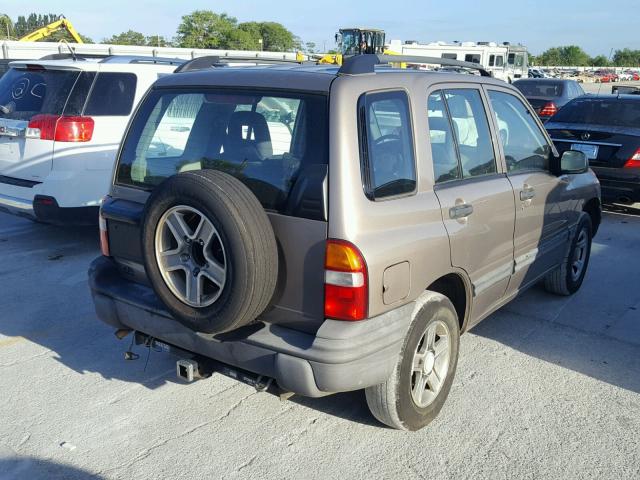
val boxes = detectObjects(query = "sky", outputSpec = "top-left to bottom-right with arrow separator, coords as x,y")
2,0 -> 637,56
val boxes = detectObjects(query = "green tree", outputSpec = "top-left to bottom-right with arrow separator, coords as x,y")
175,10 -> 239,49
0,14 -> 13,39
590,55 -> 610,67
237,21 -> 296,51
612,48 -> 640,67
305,41 -> 316,53
145,35 -> 172,47
538,45 -> 590,66
103,30 -> 146,45
11,13 -> 91,43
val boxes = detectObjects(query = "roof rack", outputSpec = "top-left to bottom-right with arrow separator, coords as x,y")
338,54 -> 491,77
174,55 -> 307,73
99,55 -> 184,66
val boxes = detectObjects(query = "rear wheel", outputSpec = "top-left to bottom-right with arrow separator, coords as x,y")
544,213 -> 592,296
365,292 -> 460,431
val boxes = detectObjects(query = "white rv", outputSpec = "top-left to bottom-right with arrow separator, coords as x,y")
387,40 -> 529,83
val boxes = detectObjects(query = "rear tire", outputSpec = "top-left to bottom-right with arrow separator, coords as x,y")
365,292 -> 460,431
544,213 -> 592,296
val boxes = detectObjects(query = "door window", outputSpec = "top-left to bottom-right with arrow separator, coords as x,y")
428,89 -> 497,182
359,90 -> 416,199
495,56 -> 504,67
487,90 -> 551,172
427,91 -> 460,183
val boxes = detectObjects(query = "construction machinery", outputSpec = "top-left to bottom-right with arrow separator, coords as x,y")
298,27 -> 387,65
18,17 -> 83,44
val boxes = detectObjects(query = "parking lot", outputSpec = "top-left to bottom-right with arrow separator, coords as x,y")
0,207 -> 638,479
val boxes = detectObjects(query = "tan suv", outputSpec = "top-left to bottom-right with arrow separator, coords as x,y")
89,55 -> 601,431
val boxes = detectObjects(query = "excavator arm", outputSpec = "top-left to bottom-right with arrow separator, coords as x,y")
18,18 -> 83,44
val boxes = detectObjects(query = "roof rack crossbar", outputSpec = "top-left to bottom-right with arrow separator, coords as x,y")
338,54 -> 491,77
174,55 -> 308,73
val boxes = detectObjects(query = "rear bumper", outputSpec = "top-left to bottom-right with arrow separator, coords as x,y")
88,257 -> 413,397
0,192 -> 34,218
0,190 -> 98,225
595,172 -> 640,204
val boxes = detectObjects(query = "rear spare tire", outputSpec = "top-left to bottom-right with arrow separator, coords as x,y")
141,170 -> 278,334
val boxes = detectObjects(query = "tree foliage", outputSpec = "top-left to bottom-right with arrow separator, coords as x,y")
537,45 -> 590,66
175,11 -> 296,51
0,12 -> 92,42
612,49 -> 640,67
102,30 -> 171,47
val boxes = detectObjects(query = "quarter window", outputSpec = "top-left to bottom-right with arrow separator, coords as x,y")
84,72 -> 137,116
487,90 -> 551,172
359,90 -> 416,199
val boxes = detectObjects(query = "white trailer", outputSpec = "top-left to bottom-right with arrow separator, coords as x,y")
387,39 -> 528,83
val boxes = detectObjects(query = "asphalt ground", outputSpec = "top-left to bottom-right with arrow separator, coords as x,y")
0,209 -> 639,480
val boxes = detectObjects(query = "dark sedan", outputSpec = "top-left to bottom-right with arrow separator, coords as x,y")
514,78 -> 585,121
546,95 -> 640,205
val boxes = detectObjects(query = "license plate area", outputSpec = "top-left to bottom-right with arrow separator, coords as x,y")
571,143 -> 599,160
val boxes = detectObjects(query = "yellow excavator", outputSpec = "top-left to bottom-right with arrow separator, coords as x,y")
18,17 -> 83,43
298,27 -> 389,65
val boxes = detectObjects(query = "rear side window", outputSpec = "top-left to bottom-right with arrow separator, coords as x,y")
0,68 -> 80,121
359,90 -> 416,200
117,88 -> 328,220
488,90 -> 551,172
84,73 -> 137,116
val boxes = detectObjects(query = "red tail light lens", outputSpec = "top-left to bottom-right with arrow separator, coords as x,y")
27,114 -> 94,142
539,102 -> 558,117
624,148 -> 640,168
324,239 -> 368,321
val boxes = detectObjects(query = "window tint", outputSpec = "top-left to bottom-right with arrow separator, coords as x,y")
84,72 -> 137,116
64,71 -> 96,116
514,80 -> 564,98
0,68 -> 80,121
360,90 -> 416,199
117,88 -> 328,219
488,90 -> 551,172
444,89 -> 496,178
465,54 -> 481,64
551,97 -> 640,128
427,91 -> 460,183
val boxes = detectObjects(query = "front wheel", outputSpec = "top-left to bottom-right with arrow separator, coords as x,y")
365,292 -> 460,431
544,213 -> 592,296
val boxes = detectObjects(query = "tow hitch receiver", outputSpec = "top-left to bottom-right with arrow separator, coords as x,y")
176,359 -> 202,382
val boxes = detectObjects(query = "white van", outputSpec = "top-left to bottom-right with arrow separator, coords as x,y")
0,56 -> 180,224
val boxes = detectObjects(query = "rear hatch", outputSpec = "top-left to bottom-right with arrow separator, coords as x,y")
0,65 -> 83,181
103,85 -> 330,333
546,97 -> 640,169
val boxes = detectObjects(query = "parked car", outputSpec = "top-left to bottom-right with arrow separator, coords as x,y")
546,94 -> 640,205
0,56 -> 181,225
513,78 -> 585,121
90,55 -> 601,431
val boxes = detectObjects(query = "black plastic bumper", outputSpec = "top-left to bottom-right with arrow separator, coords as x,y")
88,257 -> 413,397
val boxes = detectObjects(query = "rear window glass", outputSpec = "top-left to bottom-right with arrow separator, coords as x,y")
84,72 -> 137,116
514,81 -> 564,97
116,88 -> 328,219
551,98 -> 640,127
0,68 -> 79,121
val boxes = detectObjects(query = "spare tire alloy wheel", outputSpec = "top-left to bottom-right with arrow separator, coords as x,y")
155,205 -> 226,308
141,170 -> 278,334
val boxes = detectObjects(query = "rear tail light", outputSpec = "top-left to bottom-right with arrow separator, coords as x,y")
324,239 -> 368,321
99,204 -> 110,257
539,102 -> 558,117
26,114 -> 94,142
624,148 -> 640,168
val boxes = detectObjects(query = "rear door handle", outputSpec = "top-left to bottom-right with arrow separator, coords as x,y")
520,186 -> 536,201
449,203 -> 474,219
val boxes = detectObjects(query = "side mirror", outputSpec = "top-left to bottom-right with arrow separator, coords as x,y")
560,150 -> 588,174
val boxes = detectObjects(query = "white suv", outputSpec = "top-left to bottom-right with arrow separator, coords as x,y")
0,55 -> 180,224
